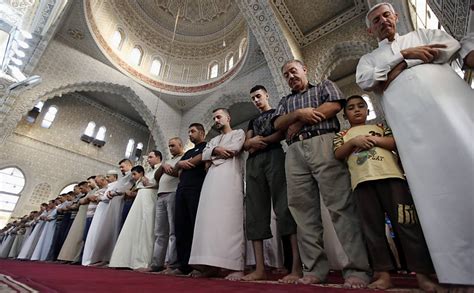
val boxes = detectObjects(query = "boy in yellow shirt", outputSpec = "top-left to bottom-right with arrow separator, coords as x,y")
333,95 -> 438,291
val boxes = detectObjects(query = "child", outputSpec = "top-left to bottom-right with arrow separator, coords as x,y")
333,95 -> 438,290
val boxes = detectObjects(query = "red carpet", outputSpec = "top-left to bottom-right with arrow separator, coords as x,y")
0,259 -> 418,292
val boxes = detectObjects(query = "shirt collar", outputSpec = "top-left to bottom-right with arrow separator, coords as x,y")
378,33 -> 400,47
290,82 -> 315,94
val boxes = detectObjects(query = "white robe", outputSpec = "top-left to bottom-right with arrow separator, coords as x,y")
357,28 -> 474,285
17,217 -> 46,259
109,169 -> 158,269
82,186 -> 110,266
31,209 -> 57,261
189,129 -> 246,271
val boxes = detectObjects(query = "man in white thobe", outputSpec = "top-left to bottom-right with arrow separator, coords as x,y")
356,2 -> 474,286
189,108 -> 246,281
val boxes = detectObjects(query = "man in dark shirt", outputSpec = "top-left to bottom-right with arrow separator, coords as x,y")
171,123 -> 207,275
242,85 -> 301,283
272,60 -> 370,288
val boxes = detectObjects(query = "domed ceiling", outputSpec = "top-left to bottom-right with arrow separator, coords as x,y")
84,0 -> 249,95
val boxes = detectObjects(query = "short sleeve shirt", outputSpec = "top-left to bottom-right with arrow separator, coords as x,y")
247,109 -> 281,157
273,80 -> 345,143
333,124 -> 405,190
177,142 -> 207,190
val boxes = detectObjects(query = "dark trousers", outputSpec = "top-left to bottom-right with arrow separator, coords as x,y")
46,220 -> 63,261
121,199 -> 134,231
83,217 -> 93,242
174,187 -> 201,274
354,178 -> 434,273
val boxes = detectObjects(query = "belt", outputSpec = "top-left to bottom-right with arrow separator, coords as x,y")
287,129 -> 335,146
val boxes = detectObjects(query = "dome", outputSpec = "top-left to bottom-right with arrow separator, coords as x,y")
85,0 -> 249,95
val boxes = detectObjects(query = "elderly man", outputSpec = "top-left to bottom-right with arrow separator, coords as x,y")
356,2 -> 473,286
272,60 -> 370,288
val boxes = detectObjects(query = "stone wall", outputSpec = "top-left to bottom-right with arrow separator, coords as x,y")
1,92 -> 151,220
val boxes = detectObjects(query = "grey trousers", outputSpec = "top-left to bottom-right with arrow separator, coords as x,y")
152,192 -> 177,268
285,133 -> 370,282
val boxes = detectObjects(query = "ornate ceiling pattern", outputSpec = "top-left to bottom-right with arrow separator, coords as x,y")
272,0 -> 368,47
85,0 -> 249,94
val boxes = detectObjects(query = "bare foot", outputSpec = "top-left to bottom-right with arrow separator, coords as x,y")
416,274 -> 444,292
297,275 -> 322,285
242,270 -> 267,281
368,271 -> 393,290
134,267 -> 152,273
344,275 -> 368,289
225,271 -> 244,281
279,273 -> 302,284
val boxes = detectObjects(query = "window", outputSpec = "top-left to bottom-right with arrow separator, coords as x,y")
362,95 -> 377,121
26,101 -> 44,123
125,139 -> 135,158
239,38 -> 247,58
41,106 -> 58,128
59,183 -> 77,194
110,29 -> 124,50
408,0 -> 441,30
95,126 -> 107,141
84,121 -> 96,137
226,54 -> 234,72
0,167 -> 25,228
209,62 -> 218,79
136,142 -> 143,150
134,142 -> 144,160
150,58 -> 162,76
130,46 -> 143,66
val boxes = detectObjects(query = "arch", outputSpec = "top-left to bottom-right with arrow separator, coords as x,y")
225,52 -> 235,72
95,126 -> 107,141
59,183 -> 77,194
197,93 -> 253,134
130,46 -> 143,66
208,61 -> 219,79
150,57 -> 163,76
40,105 -> 58,128
84,121 -> 96,136
316,41 -> 374,82
110,28 -> 125,50
239,37 -> 247,59
13,82 -> 167,155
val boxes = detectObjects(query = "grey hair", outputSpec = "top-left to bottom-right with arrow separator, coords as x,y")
365,2 -> 396,27
281,59 -> 306,72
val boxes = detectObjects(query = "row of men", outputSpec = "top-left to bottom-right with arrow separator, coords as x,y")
1,2 -> 473,290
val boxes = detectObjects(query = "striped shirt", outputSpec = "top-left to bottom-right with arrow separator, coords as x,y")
273,80 -> 345,143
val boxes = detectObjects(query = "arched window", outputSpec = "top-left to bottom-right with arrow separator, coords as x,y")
136,142 -> 143,150
34,101 -> 44,112
226,53 -> 234,72
0,167 -> 25,228
150,58 -> 162,76
41,106 -> 58,128
209,62 -> 218,79
130,46 -> 143,66
125,139 -> 135,158
95,126 -> 107,141
84,121 -> 96,137
362,95 -> 377,121
59,183 -> 77,194
239,38 -> 247,58
110,29 -> 124,50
